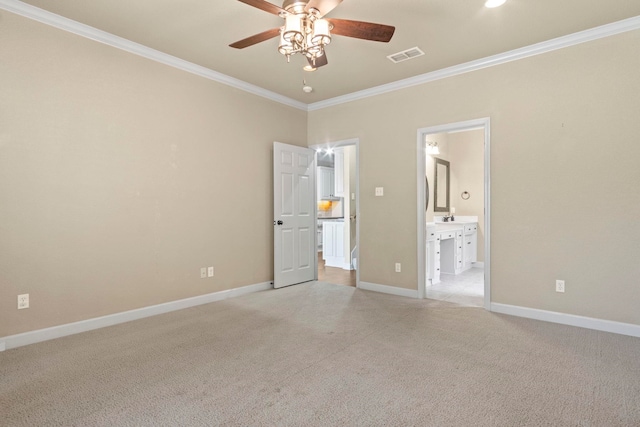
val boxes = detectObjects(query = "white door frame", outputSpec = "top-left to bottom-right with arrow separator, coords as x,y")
310,138 -> 360,287
416,118 -> 491,310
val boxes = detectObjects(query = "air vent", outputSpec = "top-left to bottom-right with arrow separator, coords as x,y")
387,47 -> 425,64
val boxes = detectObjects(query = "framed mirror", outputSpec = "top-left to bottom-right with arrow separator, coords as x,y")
433,157 -> 450,212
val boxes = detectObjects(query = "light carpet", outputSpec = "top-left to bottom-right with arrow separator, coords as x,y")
2,281 -> 639,426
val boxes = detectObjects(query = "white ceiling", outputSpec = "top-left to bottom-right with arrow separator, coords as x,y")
12,0 -> 640,103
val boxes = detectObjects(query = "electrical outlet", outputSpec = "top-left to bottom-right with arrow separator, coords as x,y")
375,187 -> 384,197
18,294 -> 29,309
395,263 -> 401,273
208,266 -> 214,277
200,268 -> 207,279
556,280 -> 565,293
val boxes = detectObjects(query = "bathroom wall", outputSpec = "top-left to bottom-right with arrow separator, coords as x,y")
449,129 -> 485,262
426,130 -> 484,262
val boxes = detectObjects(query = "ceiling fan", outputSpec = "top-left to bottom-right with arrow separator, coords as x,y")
229,0 -> 395,69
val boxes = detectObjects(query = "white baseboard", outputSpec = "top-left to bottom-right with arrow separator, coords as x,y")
472,262 -> 485,268
359,281 -> 419,299
0,281 -> 273,351
491,303 -> 640,338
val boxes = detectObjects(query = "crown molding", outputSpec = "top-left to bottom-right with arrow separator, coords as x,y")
308,15 -> 640,111
2,0 -> 639,113
0,0 -> 308,111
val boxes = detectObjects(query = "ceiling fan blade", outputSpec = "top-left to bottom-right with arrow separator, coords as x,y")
307,52 -> 328,68
229,27 -> 281,49
328,18 -> 395,42
237,0 -> 286,16
305,0 -> 342,17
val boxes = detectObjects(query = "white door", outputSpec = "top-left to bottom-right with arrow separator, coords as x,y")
274,142 -> 316,288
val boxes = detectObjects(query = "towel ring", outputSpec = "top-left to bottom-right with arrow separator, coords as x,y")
461,191 -> 470,200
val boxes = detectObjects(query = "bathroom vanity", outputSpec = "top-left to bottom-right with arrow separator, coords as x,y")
426,217 -> 478,284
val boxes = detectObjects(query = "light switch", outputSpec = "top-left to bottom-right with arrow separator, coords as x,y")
375,187 -> 384,197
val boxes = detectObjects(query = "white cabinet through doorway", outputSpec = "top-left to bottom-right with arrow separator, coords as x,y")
322,221 -> 346,269
317,166 -> 336,200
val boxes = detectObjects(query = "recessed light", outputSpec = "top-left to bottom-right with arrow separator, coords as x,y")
485,0 -> 506,8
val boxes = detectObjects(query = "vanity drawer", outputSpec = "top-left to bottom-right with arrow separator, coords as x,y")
464,224 -> 478,234
439,231 -> 456,240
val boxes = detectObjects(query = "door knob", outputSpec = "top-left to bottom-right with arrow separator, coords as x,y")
275,220 -> 284,225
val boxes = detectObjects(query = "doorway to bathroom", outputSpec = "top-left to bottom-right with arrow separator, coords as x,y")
417,119 -> 490,309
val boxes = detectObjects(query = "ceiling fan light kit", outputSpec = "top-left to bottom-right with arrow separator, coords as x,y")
279,13 -> 331,65
231,0 -> 395,70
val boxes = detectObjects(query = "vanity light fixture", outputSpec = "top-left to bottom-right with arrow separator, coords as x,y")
426,141 -> 440,155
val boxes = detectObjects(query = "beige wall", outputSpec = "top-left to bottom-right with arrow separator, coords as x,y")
309,31 -> 640,325
448,129 -> 485,262
0,12 -> 307,337
3,10 -> 640,339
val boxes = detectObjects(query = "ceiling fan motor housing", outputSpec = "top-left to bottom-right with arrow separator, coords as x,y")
282,0 -> 309,14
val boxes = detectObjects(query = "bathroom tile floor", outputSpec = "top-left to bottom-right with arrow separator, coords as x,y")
426,267 -> 484,307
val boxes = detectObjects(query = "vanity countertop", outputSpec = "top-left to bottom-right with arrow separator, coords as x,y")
432,216 -> 478,227
428,217 -> 478,232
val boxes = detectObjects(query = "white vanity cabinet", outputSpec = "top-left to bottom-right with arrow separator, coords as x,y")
426,226 -> 441,284
463,223 -> 478,268
426,221 -> 478,284
317,166 -> 336,200
440,230 -> 464,275
322,220 -> 345,268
